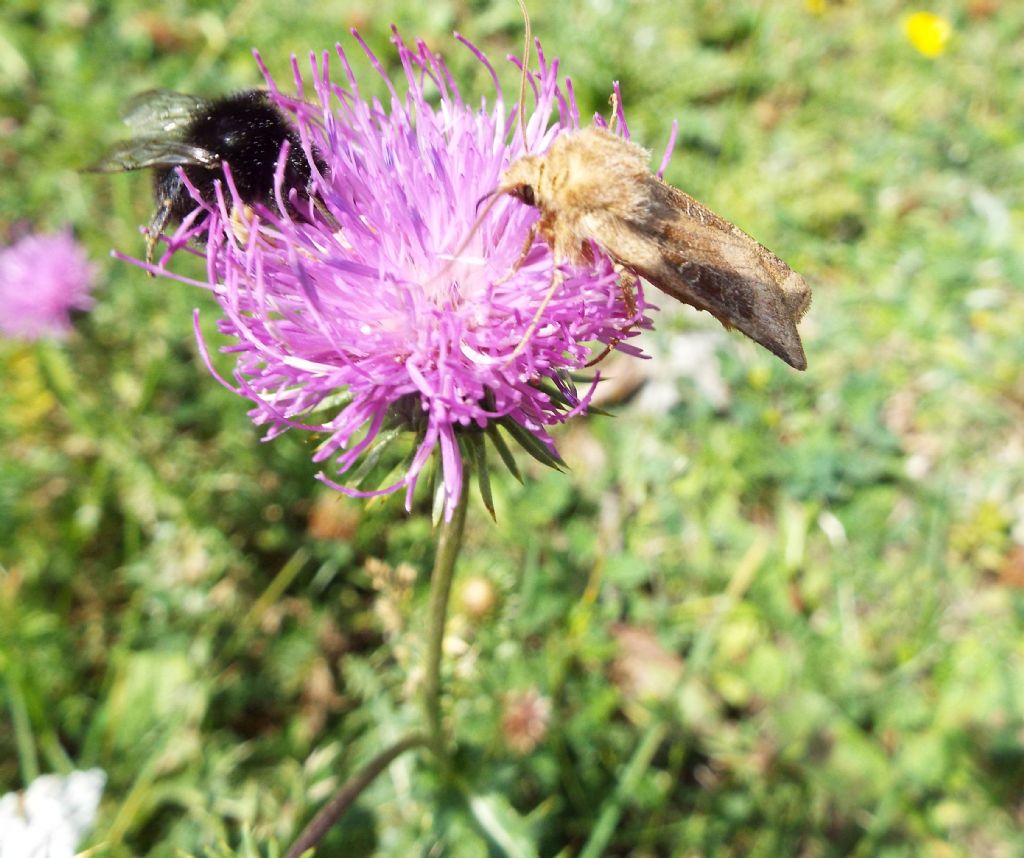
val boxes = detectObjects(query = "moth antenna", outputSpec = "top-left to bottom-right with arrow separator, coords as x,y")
430,191 -> 504,284
515,0 -> 531,149
432,4 -> 532,314
434,2 -> 530,284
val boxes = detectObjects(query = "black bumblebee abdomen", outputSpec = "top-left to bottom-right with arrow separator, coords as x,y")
154,90 -> 318,224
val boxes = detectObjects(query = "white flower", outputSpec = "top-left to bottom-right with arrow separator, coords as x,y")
0,769 -> 105,858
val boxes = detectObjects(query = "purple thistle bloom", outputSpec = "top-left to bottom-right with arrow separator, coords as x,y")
0,229 -> 96,341
141,31 -> 653,518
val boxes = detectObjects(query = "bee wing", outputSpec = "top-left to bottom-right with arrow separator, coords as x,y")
84,138 -> 220,173
121,89 -> 209,136
583,176 -> 811,370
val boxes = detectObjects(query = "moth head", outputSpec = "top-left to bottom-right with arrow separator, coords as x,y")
498,156 -> 542,209
509,183 -> 536,206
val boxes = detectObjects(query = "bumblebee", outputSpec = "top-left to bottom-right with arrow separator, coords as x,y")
89,89 -> 323,264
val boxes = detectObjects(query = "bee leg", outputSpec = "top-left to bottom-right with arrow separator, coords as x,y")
229,204 -> 257,247
145,197 -> 175,274
507,264 -> 564,361
311,196 -> 340,231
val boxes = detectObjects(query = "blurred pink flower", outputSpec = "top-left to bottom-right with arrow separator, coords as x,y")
0,229 -> 96,340
137,31 -> 650,517
501,687 -> 551,754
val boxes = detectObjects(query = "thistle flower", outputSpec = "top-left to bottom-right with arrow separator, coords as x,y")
0,229 -> 96,340
142,31 -> 651,517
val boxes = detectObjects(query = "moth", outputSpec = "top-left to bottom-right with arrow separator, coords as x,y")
498,125 -> 811,370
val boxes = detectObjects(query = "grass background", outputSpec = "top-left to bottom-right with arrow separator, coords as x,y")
2,0 -> 1024,855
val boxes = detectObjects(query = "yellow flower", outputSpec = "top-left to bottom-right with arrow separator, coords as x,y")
904,11 -> 953,57
805,0 -> 827,14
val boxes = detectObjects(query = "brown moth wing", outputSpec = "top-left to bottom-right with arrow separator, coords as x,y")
579,174 -> 811,370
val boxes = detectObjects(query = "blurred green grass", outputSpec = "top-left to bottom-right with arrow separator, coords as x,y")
2,0 -> 1024,855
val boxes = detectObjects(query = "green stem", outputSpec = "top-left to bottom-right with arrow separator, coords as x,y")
284,732 -> 428,858
422,475 -> 470,771
578,722 -> 668,858
5,674 -> 39,783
